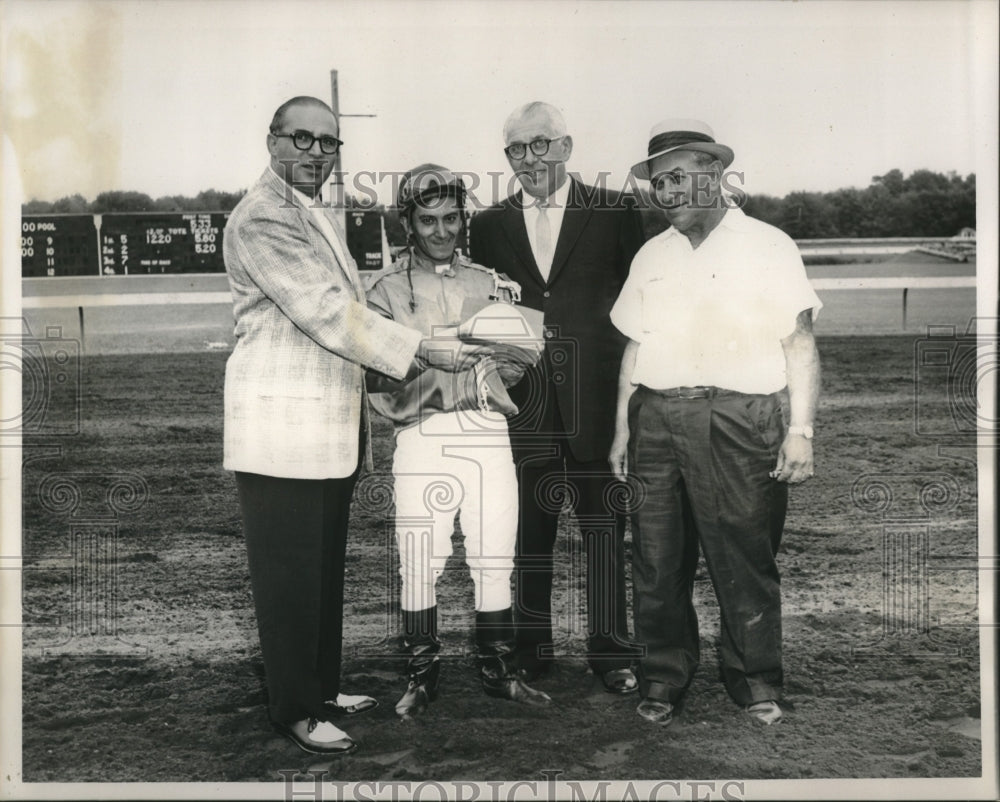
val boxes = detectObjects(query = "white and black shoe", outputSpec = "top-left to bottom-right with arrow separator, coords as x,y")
637,698 -> 674,725
273,718 -> 357,755
324,693 -> 379,717
745,700 -> 783,725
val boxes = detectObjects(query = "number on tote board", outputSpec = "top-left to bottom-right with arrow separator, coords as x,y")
146,230 -> 172,245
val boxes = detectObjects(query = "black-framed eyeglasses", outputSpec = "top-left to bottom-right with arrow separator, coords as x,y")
504,136 -> 563,160
273,130 -> 343,155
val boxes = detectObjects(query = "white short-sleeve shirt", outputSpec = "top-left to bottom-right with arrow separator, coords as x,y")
610,206 -> 821,395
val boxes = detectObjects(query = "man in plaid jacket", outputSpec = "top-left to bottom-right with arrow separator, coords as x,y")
223,96 -> 485,755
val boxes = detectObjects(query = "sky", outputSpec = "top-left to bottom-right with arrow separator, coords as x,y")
1,0 -> 997,207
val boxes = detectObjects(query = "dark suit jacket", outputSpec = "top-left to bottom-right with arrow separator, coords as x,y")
469,179 -> 646,463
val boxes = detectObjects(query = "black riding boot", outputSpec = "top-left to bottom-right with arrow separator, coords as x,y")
395,606 -> 441,718
476,608 -> 551,707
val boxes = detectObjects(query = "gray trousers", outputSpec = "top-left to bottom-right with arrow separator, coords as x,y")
628,386 -> 788,706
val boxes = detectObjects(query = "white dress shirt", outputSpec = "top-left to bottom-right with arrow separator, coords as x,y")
521,178 -> 571,281
271,169 -> 352,271
610,206 -> 822,395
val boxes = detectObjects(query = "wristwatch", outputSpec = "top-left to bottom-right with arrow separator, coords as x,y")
788,425 -> 814,439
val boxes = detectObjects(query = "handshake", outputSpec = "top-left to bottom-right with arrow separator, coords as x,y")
413,329 -> 491,373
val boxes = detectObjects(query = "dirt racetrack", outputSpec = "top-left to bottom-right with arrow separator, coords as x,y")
17,334 -> 987,792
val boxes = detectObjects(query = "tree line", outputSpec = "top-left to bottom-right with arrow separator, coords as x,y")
739,168 -> 976,239
21,189 -> 248,215
22,168 -> 975,240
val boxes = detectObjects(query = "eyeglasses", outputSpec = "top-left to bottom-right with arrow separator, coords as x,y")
272,130 -> 343,155
504,137 -> 563,160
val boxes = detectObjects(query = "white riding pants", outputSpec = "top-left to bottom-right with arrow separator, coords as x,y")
392,411 -> 517,613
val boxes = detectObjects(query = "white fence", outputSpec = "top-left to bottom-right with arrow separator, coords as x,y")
21,275 -> 976,347
798,237 -> 975,262
21,240 -> 977,344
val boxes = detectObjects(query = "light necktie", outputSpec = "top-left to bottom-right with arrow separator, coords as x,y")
535,200 -> 553,281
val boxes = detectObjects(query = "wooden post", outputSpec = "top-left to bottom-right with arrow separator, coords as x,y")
329,69 -> 377,229
902,287 -> 909,331
329,70 -> 344,228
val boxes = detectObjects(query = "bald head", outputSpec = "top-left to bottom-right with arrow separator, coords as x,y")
266,96 -> 339,197
269,96 -> 336,134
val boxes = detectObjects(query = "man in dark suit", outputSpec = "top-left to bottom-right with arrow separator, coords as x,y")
469,101 -> 646,693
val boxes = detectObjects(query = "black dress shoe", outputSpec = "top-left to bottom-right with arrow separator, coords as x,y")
600,667 -> 639,695
323,693 -> 379,717
273,718 -> 357,755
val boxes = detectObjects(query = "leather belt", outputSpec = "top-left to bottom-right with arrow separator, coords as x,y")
645,385 -> 737,399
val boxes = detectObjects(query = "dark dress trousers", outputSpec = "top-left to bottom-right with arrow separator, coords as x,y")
223,168 -> 421,725
469,179 -> 646,673
235,468 -> 359,722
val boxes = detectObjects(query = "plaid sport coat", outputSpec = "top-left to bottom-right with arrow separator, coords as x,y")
223,168 -> 422,479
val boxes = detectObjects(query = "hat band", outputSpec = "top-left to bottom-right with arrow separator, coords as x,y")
647,130 -> 715,157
